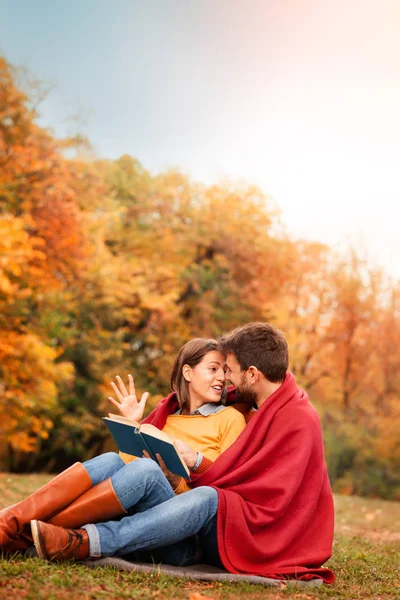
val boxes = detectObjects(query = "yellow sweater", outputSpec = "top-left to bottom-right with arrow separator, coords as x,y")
120,406 -> 246,492
161,407 -> 246,461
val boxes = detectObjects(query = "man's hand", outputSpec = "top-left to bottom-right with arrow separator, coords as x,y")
108,374 -> 149,422
175,440 -> 198,469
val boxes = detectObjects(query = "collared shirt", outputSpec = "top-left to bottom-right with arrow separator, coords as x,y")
173,403 -> 227,416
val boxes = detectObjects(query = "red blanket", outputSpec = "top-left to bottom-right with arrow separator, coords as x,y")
143,373 -> 335,583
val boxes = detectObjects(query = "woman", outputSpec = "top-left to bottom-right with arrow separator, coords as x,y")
0,338 -> 245,555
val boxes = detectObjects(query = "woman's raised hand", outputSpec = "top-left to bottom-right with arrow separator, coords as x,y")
108,374 -> 149,422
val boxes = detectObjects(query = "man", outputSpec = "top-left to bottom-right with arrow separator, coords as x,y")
31,322 -> 335,582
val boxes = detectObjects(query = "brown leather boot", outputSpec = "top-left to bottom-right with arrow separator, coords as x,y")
0,505 -> 32,554
48,478 -> 126,528
31,520 -> 90,561
0,463 -> 92,547
2,532 -> 33,554
2,478 -> 126,554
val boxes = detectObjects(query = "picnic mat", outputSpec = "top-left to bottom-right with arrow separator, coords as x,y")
83,557 -> 324,588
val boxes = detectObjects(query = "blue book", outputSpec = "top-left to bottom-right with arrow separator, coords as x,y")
103,414 -> 190,479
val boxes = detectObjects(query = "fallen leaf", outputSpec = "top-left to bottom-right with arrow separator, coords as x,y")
189,593 -> 214,600
365,513 -> 376,521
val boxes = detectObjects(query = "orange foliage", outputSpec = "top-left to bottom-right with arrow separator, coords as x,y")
0,56 -> 399,497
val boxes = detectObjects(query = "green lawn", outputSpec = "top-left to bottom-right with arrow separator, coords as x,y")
0,473 -> 399,599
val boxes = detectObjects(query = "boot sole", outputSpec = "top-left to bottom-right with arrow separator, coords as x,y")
30,519 -> 46,560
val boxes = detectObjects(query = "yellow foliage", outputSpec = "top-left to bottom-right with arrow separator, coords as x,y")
0,56 -> 399,493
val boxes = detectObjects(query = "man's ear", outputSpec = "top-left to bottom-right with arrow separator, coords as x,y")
183,364 -> 192,382
248,366 -> 260,383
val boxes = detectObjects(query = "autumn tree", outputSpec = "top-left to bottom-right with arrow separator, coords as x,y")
1,56 -> 398,496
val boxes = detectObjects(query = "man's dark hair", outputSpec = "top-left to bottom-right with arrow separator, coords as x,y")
219,322 -> 289,383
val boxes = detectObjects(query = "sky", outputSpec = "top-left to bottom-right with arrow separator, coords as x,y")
1,0 -> 400,279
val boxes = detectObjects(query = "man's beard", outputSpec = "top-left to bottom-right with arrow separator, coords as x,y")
235,375 -> 258,408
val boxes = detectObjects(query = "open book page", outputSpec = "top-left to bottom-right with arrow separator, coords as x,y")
103,415 -> 190,478
107,415 -> 180,447
140,423 -> 175,443
107,413 -> 140,427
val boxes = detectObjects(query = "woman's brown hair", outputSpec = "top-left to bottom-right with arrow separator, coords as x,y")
170,338 -> 224,412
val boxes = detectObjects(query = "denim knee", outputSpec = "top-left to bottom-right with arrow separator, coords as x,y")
95,452 -> 125,473
189,486 -> 218,509
111,457 -> 172,511
120,457 -> 164,485
83,452 -> 125,485
103,452 -> 125,466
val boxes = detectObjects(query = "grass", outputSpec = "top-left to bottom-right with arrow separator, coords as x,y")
0,473 -> 399,599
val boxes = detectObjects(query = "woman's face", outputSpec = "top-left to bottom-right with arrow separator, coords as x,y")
185,350 -> 226,407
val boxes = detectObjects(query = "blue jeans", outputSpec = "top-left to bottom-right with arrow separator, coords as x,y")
82,453 -> 220,566
84,452 -> 175,512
